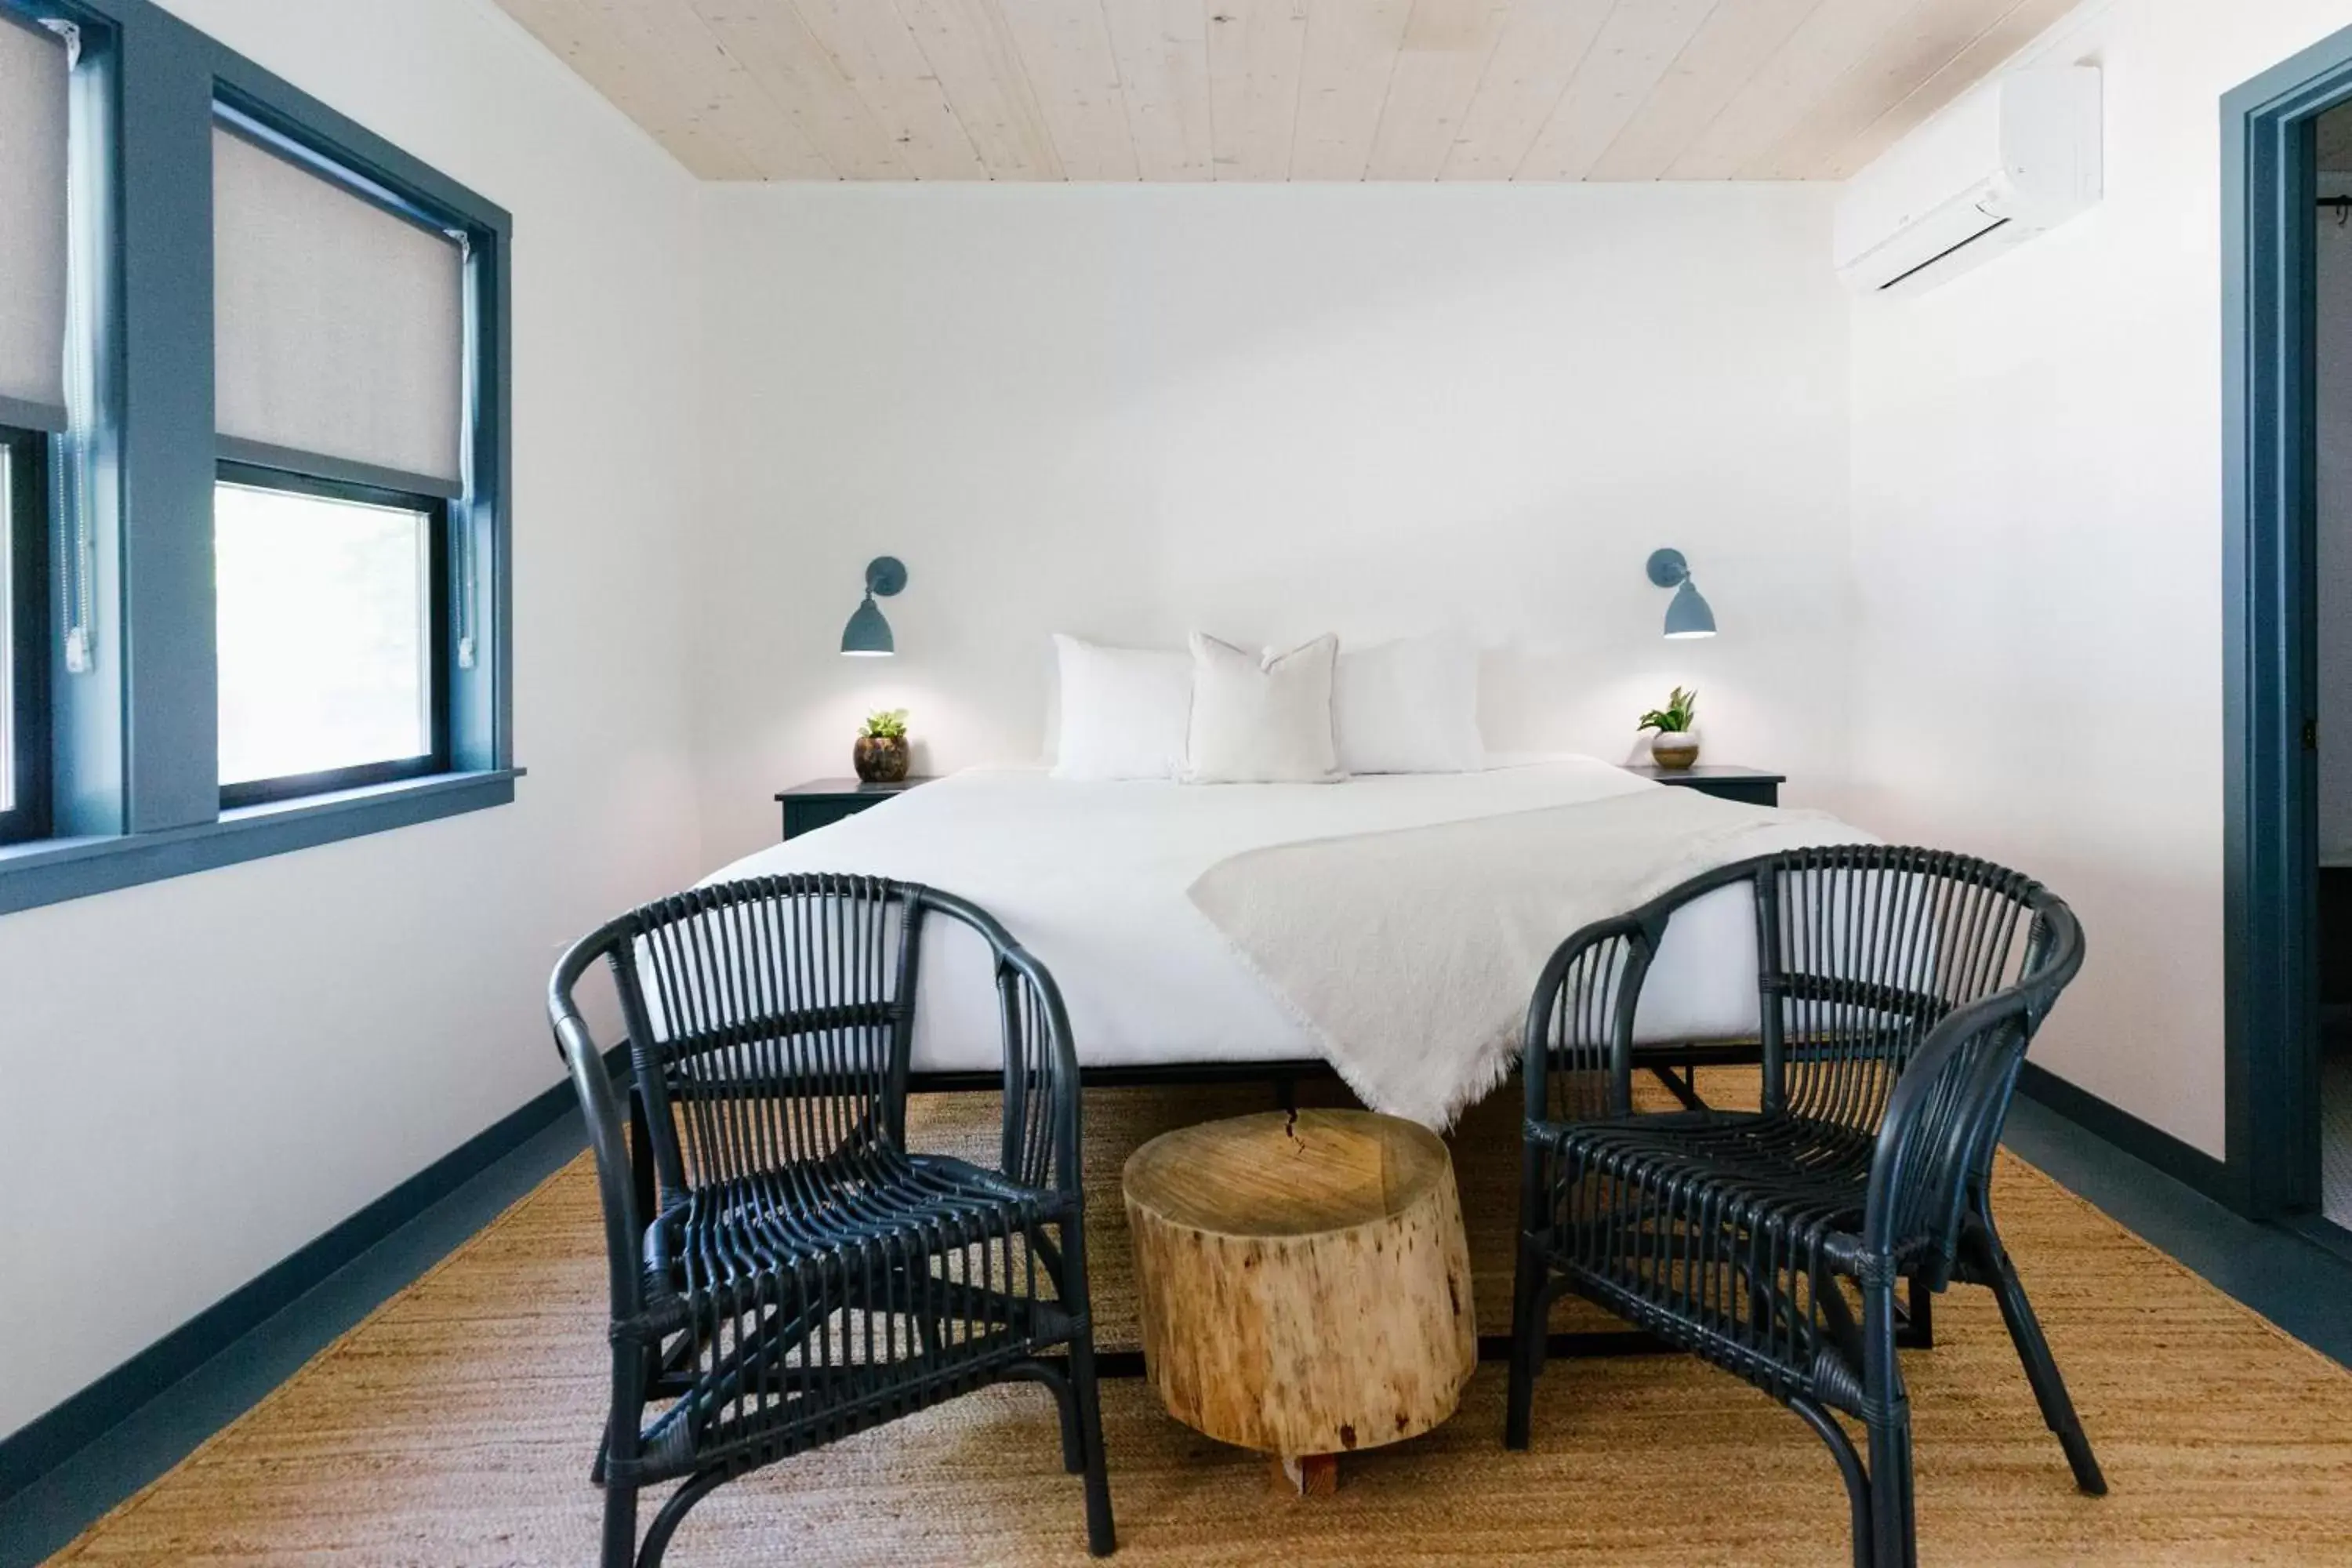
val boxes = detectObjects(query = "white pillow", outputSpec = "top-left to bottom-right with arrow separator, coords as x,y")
1050,635 -> 1193,781
1183,632 -> 1345,785
1333,631 -> 1485,774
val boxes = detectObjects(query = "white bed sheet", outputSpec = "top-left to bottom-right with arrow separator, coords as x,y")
703,757 -> 1793,1076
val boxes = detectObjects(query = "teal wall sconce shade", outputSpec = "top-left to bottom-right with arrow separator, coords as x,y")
1664,579 -> 1716,638
1646,548 -> 1717,640
840,597 -> 892,655
841,556 -> 907,656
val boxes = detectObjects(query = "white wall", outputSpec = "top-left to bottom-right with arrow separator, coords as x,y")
0,0 -> 707,1440
1849,0 -> 2352,1158
691,182 -> 1854,866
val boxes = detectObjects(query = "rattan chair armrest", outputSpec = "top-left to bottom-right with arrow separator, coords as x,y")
1860,996 -> 2049,1269
1860,892 -> 2082,1269
549,930 -> 648,1323
996,940 -> 1086,1196
910,884 -> 1087,1196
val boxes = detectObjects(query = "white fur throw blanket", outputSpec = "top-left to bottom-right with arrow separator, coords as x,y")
1185,787 -> 1871,1129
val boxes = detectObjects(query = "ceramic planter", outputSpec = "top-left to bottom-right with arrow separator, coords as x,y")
854,734 -> 909,783
1649,730 -> 1700,771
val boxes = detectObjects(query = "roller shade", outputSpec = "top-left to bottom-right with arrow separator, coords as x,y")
213,127 -> 465,487
0,13 -> 68,426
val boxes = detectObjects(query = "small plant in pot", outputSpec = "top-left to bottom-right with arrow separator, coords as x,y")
1638,687 -> 1700,771
854,709 -> 910,783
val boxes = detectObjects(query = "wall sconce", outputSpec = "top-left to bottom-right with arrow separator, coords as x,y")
840,556 -> 907,657
1646,548 -> 1716,640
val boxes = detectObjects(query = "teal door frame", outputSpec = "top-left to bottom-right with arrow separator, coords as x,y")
2222,24 -> 2352,1218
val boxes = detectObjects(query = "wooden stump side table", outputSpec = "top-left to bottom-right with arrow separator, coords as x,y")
1120,1109 -> 1476,1495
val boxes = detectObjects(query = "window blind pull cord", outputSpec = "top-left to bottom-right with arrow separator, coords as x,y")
452,227 -> 476,670
453,522 -> 474,672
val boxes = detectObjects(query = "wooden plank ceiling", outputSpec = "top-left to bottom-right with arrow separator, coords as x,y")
492,0 -> 2078,183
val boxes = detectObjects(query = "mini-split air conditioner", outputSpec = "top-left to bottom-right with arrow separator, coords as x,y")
1834,65 -> 2102,296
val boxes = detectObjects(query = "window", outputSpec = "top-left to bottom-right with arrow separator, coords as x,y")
215,470 -> 447,808
0,0 -> 513,918
209,122 -> 469,811
1,426 -> 49,844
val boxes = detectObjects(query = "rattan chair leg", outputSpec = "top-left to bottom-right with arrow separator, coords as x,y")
1863,1282 -> 1918,1568
1062,1219 -> 1116,1557
1069,1332 -> 1115,1556
1864,1411 -> 1917,1568
1985,1243 -> 2107,1494
1900,1276 -> 1934,1349
1056,1390 -> 1087,1476
601,1480 -> 637,1568
1504,1236 -> 1546,1450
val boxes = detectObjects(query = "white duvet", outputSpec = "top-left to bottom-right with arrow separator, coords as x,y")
702,758 -> 1863,1102
1188,786 -> 1870,1125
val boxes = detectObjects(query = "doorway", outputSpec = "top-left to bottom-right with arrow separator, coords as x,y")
2221,26 -> 2352,1224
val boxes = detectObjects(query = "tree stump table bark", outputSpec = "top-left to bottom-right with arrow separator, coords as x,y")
1121,1109 -> 1476,1495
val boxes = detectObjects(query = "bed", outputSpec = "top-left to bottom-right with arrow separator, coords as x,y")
701,756 -> 1867,1121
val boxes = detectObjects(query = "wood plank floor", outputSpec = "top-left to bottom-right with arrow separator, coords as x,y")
49,1076 -> 2352,1565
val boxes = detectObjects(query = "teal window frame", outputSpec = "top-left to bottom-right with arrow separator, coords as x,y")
0,0 -> 515,917
0,423 -> 51,844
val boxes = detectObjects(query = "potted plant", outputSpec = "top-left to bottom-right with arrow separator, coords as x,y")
1638,687 -> 1700,771
854,708 -> 910,783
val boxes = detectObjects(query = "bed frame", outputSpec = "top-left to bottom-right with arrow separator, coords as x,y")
902,1040 -> 1762,1111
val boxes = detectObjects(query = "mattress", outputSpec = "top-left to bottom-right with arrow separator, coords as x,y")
703,757 -> 1801,1077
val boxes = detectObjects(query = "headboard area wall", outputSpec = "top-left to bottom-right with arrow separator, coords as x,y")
690,181 -> 1853,866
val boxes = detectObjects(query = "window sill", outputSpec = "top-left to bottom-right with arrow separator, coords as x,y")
0,768 -> 523,917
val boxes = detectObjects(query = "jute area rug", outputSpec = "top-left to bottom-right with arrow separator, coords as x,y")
50,1071 -> 2352,1565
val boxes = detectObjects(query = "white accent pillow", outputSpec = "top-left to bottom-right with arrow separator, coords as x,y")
1333,631 -> 1486,774
1183,632 -> 1345,785
1050,635 -> 1193,781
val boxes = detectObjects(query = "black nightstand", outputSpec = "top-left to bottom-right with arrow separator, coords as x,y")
1622,764 -> 1784,808
775,777 -> 935,840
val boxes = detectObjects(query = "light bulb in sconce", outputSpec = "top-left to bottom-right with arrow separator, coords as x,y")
841,557 -> 907,656
1646,549 -> 1717,640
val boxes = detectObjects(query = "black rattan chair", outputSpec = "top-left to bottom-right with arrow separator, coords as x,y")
548,875 -> 1115,1567
1504,846 -> 2103,1568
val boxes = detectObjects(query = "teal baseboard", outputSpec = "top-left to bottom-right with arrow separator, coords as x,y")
2015,1060 -> 2236,1210
0,1046 -> 621,1504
